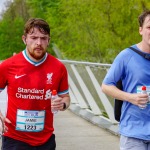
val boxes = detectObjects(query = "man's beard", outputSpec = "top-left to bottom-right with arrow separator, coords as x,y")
28,49 -> 46,60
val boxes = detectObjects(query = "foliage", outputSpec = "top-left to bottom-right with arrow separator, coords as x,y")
0,0 -> 150,63
0,0 -> 30,60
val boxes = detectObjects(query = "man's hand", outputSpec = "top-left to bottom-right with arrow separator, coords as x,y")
0,114 -> 11,134
51,96 -> 64,111
51,94 -> 70,111
128,93 -> 148,108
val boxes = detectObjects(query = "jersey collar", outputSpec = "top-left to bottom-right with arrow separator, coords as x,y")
22,49 -> 48,66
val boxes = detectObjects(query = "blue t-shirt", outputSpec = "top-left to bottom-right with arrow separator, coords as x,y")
103,45 -> 150,140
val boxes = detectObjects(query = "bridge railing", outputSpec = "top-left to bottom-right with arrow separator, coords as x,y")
61,59 -> 119,135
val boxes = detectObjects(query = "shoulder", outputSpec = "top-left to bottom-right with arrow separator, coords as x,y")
0,52 -> 23,69
47,54 -> 66,67
114,46 -> 135,64
117,48 -> 134,58
1,52 -> 22,64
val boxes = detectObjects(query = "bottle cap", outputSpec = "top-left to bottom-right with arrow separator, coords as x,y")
142,86 -> 146,91
52,90 -> 57,95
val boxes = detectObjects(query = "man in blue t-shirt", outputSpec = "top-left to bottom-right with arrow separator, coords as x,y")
102,10 -> 150,150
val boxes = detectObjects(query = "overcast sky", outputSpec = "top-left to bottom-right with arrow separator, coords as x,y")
0,0 -> 13,15
0,0 -> 6,13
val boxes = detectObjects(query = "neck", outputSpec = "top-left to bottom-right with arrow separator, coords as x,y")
137,42 -> 150,53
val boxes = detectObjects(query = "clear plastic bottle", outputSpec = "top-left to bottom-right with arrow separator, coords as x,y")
148,94 -> 150,105
139,86 -> 147,109
51,90 -> 58,114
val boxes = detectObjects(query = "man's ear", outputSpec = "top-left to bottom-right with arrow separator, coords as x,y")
47,37 -> 50,47
139,27 -> 143,36
22,35 -> 26,45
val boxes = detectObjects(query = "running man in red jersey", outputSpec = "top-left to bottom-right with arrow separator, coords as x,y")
0,18 -> 70,150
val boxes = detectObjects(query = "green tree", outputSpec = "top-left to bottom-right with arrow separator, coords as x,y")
0,0 -> 150,63
0,0 -> 30,60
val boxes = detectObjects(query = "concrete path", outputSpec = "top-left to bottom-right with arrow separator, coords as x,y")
54,110 -> 119,150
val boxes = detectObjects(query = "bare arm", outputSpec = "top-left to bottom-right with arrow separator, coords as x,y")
0,111 -> 11,133
101,83 -> 148,107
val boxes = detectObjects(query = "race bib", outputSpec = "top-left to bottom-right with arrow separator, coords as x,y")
16,109 -> 45,132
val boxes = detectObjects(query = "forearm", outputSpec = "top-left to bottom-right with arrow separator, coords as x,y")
101,83 -> 131,102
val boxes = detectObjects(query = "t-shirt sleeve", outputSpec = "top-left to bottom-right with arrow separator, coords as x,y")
58,64 -> 69,95
103,51 -> 126,86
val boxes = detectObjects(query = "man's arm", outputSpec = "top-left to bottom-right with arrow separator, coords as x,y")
0,110 -> 11,133
101,84 -> 131,101
101,83 -> 148,107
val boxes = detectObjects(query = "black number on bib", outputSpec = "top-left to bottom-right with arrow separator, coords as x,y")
25,125 -> 36,130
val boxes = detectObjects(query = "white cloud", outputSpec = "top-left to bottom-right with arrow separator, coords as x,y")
0,0 -> 6,13
0,0 -> 13,18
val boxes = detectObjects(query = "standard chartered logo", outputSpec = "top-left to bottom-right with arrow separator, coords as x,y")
44,89 -> 51,100
15,87 -> 52,100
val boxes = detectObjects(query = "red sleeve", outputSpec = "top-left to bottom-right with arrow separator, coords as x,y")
58,64 -> 69,95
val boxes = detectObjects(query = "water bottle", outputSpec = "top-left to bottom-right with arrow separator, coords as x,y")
51,90 -> 58,114
148,94 -> 150,105
139,86 -> 147,109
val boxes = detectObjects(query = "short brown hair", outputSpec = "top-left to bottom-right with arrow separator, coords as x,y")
138,10 -> 150,27
24,18 -> 50,36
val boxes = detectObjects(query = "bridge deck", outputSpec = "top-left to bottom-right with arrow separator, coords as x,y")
54,110 -> 119,150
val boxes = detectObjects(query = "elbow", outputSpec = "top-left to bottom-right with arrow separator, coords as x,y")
101,83 -> 106,93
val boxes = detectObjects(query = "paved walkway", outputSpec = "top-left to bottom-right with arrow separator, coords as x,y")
54,110 -> 119,150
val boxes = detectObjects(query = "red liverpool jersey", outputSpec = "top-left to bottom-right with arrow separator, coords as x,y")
0,50 -> 69,146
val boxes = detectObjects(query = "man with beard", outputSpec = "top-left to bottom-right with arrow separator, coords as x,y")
0,18 -> 70,150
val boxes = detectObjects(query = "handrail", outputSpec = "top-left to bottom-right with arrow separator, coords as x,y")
52,43 -> 119,135
60,59 -> 111,67
61,59 -> 119,135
